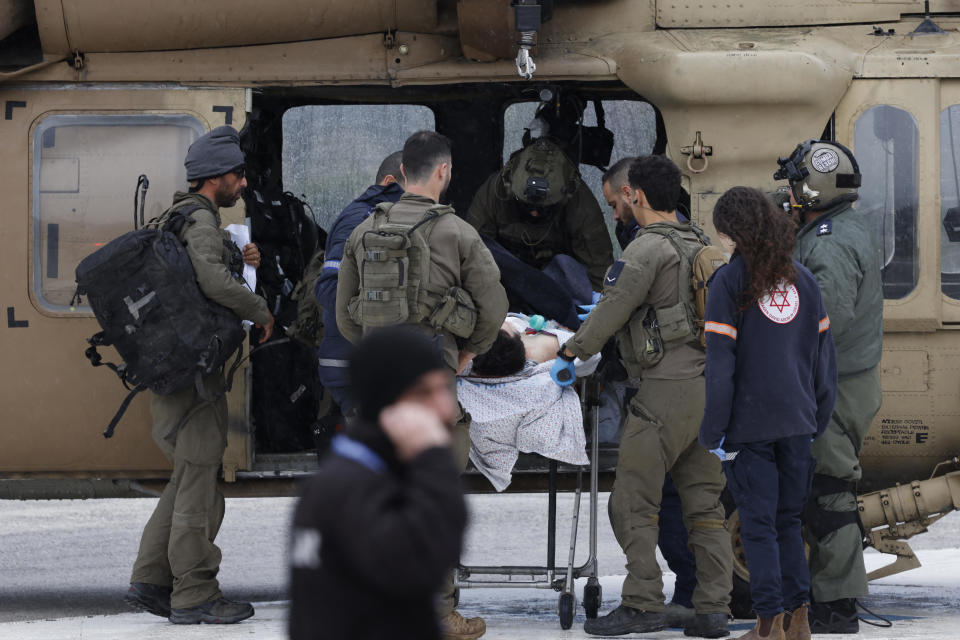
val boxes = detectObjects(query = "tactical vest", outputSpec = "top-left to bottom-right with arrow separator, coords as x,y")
347,202 -> 478,338
624,224 -> 727,369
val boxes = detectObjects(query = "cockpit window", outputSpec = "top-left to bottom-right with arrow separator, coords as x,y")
503,100 -> 658,256
32,114 -> 205,313
940,105 -> 960,300
854,105 -> 919,300
282,105 -> 436,232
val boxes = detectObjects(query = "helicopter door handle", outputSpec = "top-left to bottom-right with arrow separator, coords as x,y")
681,131 -> 713,174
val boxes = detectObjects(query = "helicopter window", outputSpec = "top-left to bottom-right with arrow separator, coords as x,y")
854,105 -> 919,300
31,114 -> 205,313
940,105 -> 960,300
282,104 -> 435,232
502,100 -> 658,257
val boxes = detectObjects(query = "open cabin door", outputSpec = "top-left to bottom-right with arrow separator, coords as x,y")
0,84 -> 252,481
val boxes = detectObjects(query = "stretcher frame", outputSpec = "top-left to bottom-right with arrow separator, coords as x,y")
454,376 -> 603,629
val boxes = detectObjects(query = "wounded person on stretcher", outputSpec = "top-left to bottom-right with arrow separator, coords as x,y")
469,314 -> 591,378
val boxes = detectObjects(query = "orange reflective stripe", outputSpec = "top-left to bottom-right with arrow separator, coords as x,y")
704,321 -> 737,340
819,316 -> 831,333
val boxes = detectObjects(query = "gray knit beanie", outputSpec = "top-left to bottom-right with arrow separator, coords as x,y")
184,126 -> 245,180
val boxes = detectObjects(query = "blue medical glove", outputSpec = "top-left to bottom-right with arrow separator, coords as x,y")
709,436 -> 727,462
550,356 -> 577,387
591,291 -> 602,304
577,303 -> 597,322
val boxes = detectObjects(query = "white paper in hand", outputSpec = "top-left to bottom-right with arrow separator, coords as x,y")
225,223 -> 257,328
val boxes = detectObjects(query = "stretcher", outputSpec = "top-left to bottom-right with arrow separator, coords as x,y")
454,376 -> 603,630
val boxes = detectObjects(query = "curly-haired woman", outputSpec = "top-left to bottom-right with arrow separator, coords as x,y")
699,187 -> 838,640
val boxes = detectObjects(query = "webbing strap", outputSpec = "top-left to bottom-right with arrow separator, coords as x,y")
103,384 -> 147,438
364,249 -> 406,261
85,332 -> 132,390
661,229 -> 699,314
802,472 -> 863,540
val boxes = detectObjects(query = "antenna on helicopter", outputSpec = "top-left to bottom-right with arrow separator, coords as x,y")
911,0 -> 945,35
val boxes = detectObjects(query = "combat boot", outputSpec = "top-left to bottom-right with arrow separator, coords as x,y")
684,612 -> 730,638
735,612 -> 785,640
169,597 -> 254,624
583,604 -> 666,636
124,582 -> 172,618
783,604 -> 811,640
666,601 -> 696,628
441,610 -> 486,640
809,598 -> 858,634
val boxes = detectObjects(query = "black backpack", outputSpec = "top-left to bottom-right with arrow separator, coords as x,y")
75,205 -> 246,438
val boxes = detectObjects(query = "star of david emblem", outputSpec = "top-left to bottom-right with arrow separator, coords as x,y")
769,287 -> 792,313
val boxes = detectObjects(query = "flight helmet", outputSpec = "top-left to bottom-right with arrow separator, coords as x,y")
774,139 -> 861,212
502,137 -> 578,210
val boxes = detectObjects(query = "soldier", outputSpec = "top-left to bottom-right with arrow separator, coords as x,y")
602,157 -> 698,628
336,130 -> 508,640
775,140 -> 883,634
465,137 -> 613,326
315,150 -> 404,415
125,126 -> 274,624
602,156 -> 643,248
552,155 -> 733,638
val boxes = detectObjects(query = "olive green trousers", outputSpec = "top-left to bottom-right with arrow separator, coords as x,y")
437,401 -> 472,617
130,373 -> 228,610
610,376 -> 732,614
805,367 -> 881,602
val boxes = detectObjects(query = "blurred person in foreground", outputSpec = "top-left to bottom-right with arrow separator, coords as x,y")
288,326 -> 469,640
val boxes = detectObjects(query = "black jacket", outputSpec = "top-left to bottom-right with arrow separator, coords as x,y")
289,420 -> 467,640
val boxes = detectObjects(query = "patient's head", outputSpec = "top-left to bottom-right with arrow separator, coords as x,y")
470,329 -> 527,377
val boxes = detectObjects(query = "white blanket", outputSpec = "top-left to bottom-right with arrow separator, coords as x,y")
460,361 -> 590,492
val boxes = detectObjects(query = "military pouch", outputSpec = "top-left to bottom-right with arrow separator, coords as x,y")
628,306 -> 664,369
428,286 -> 478,339
655,301 -> 697,345
352,230 -> 410,327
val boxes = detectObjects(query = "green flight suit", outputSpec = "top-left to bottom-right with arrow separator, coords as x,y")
130,193 -> 270,609
465,171 -> 614,290
564,221 -> 733,615
335,191 -> 508,615
795,202 -> 883,602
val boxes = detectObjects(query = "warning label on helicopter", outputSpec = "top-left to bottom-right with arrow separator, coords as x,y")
878,418 -> 930,445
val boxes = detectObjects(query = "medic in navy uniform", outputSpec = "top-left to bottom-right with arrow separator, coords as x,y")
699,187 -> 837,640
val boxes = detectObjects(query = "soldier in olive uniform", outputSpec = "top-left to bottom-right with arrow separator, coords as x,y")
125,126 -> 274,625
776,140 -> 883,634
465,137 -> 613,297
337,130 -> 508,640
552,155 -> 732,638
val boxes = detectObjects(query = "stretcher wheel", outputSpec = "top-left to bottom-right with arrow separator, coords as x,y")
558,592 -> 576,630
583,581 -> 602,619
